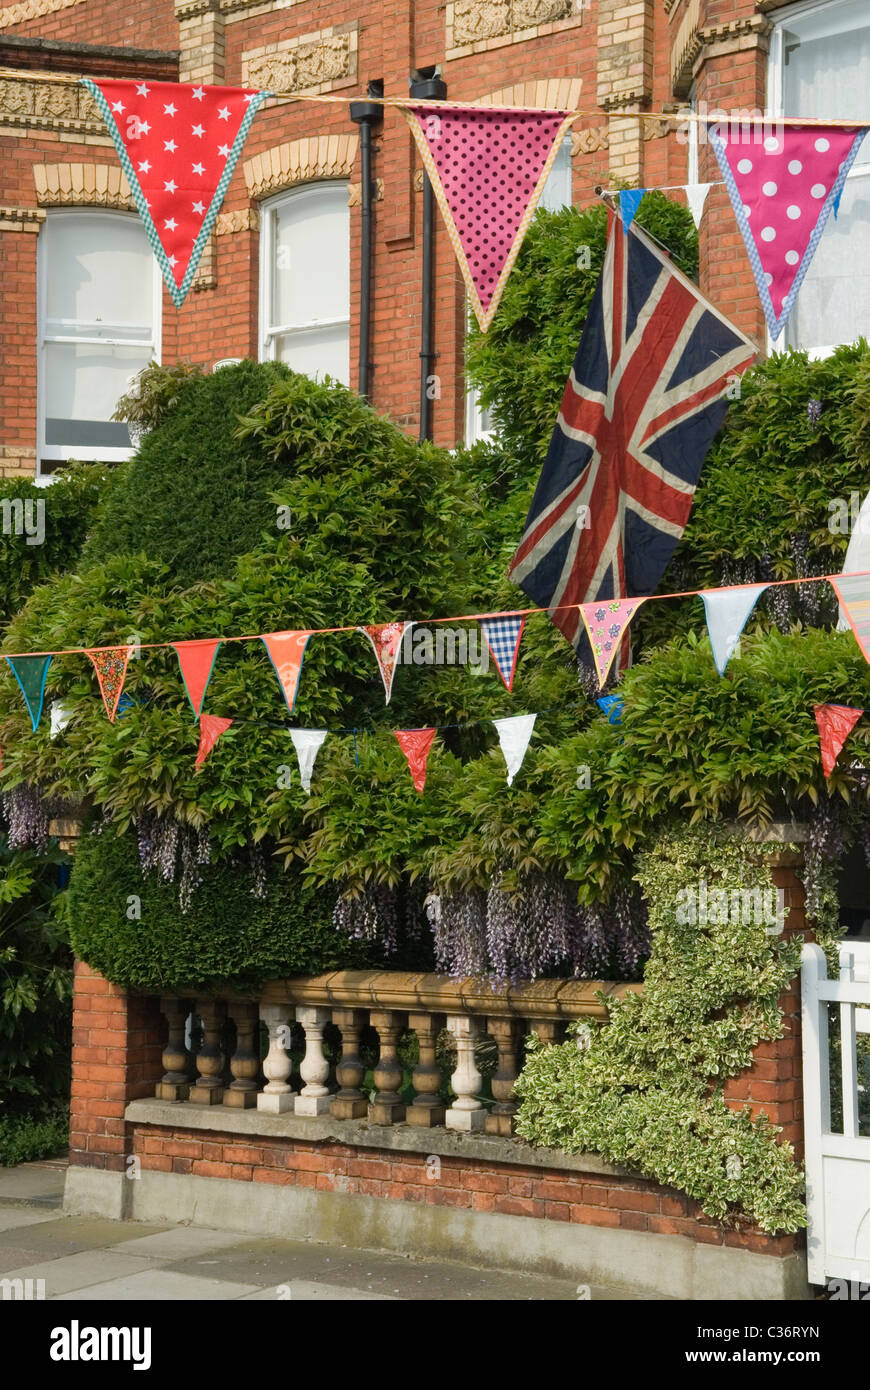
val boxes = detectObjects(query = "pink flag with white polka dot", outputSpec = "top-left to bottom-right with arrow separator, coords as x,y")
404,104 -> 576,331
709,123 -> 866,341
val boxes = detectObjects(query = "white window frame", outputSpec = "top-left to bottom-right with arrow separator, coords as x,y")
36,208 -> 161,480
767,0 -> 870,358
258,182 -> 350,376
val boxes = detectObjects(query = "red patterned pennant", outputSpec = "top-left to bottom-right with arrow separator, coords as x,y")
404,104 -> 575,331
357,622 -> 413,704
578,598 -> 646,688
261,631 -> 313,715
195,714 -> 233,769
395,728 -> 436,794
86,647 -> 132,722
83,78 -> 266,307
709,123 -> 866,341
173,639 -> 222,718
814,703 -> 862,779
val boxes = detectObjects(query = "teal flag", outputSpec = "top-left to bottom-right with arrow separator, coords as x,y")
6,655 -> 52,730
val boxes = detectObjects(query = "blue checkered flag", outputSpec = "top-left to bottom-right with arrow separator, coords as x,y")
479,614 -> 526,691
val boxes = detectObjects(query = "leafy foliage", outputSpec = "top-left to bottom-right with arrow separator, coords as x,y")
0,465 -> 106,630
0,1107 -> 68,1166
0,837 -> 71,1117
515,825 -> 807,1233
67,823 -> 375,994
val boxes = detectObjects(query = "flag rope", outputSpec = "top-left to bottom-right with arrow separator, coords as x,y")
1,570 -> 866,661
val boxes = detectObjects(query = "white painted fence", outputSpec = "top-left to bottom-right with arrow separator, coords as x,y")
801,941 -> 870,1286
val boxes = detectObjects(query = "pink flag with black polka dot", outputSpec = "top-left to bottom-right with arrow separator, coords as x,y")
709,123 -> 866,341
404,104 -> 576,331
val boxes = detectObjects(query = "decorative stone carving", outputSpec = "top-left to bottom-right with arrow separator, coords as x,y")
34,164 -> 133,210
480,78 -> 583,112
0,206 -> 45,231
451,0 -> 581,51
215,208 -> 260,234
0,0 -> 84,30
348,177 -> 383,207
242,26 -> 357,96
572,125 -> 609,155
243,132 -> 358,200
0,76 -> 103,135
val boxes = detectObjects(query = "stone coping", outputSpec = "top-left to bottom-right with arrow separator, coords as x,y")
125,1099 -> 626,1178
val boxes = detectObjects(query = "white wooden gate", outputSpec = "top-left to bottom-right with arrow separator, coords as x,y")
801,942 -> 870,1286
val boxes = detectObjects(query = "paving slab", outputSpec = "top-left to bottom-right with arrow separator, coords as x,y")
0,1250 -> 158,1296
0,1162 -> 66,1205
0,1215 -> 171,1256
239,1280 -> 395,1300
53,1269 -> 261,1301
109,1227 -> 253,1260
0,1208 -> 59,1234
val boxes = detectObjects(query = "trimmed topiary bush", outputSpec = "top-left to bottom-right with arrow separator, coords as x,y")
67,823 -> 374,994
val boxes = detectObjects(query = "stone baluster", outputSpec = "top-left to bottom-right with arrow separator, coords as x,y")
330,1008 -> 368,1119
294,1006 -> 332,1116
485,1017 -> 518,1136
156,996 -> 191,1102
528,1018 -> 564,1047
406,1011 -> 446,1127
445,1015 -> 485,1132
189,999 -> 226,1105
224,1001 -> 260,1108
257,1004 -> 295,1113
368,1010 -> 406,1125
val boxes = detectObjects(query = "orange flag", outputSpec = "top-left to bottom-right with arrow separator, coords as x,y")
814,703 -> 862,778
86,647 -> 133,722
195,714 -> 233,769
395,728 -> 436,794
260,631 -> 313,715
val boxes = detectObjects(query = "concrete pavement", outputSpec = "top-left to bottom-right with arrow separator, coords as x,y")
0,1159 -> 654,1300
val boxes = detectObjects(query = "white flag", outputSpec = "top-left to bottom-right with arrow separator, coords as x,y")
290,728 -> 328,793
50,699 -> 75,740
685,182 -> 711,230
493,714 -> 536,787
700,585 -> 768,675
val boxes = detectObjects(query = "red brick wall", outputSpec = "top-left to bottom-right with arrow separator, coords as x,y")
128,1122 -> 799,1257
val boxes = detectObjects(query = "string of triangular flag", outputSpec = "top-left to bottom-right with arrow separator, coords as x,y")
7,571 -> 870,735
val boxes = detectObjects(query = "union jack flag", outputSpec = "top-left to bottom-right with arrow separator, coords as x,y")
509,208 -> 756,659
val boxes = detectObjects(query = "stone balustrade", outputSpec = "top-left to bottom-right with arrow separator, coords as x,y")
153,970 -> 639,1138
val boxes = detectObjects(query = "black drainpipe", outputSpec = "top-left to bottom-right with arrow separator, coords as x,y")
349,81 -> 384,400
409,69 -> 447,442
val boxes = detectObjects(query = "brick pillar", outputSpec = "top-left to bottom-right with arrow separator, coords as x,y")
723,848 -> 810,1163
598,0 -> 655,184
69,961 -> 163,1176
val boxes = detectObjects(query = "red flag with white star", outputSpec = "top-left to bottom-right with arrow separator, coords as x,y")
82,78 -> 267,307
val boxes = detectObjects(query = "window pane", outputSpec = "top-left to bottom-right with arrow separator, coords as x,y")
270,184 -> 350,330
783,0 -> 870,166
538,136 -> 573,212
784,173 -> 870,350
43,213 -> 155,332
44,343 -> 150,448
274,324 -> 350,385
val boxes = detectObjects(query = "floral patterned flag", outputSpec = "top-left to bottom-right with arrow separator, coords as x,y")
173,639 -> 222,718
83,77 -> 267,307
195,713 -> 233,769
478,614 -> 526,692
709,123 -> 866,340
356,622 -> 413,705
814,703 -> 862,779
403,104 -> 575,331
261,631 -> 313,715
5,655 -> 51,732
493,713 -> 536,787
395,728 -> 436,794
578,598 -> 646,688
289,728 -> 327,794
86,646 -> 132,722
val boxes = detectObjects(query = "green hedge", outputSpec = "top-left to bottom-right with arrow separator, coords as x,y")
0,464 -> 106,630
67,825 -> 375,993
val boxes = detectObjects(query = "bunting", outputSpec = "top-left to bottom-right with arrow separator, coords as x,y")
195,714 -> 233,768
86,646 -> 132,722
619,188 -> 646,232
395,728 -> 436,794
83,77 -> 267,307
685,182 -> 712,230
403,104 -> 575,331
479,614 -> 526,692
261,631 -> 313,716
493,713 -> 536,787
50,699 -> 74,740
290,728 -> 328,794
6,655 -> 51,731
578,599 -> 646,688
700,585 -> 769,675
709,123 -> 866,341
815,704 -> 862,779
173,639 -> 222,718
357,622 -> 413,704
